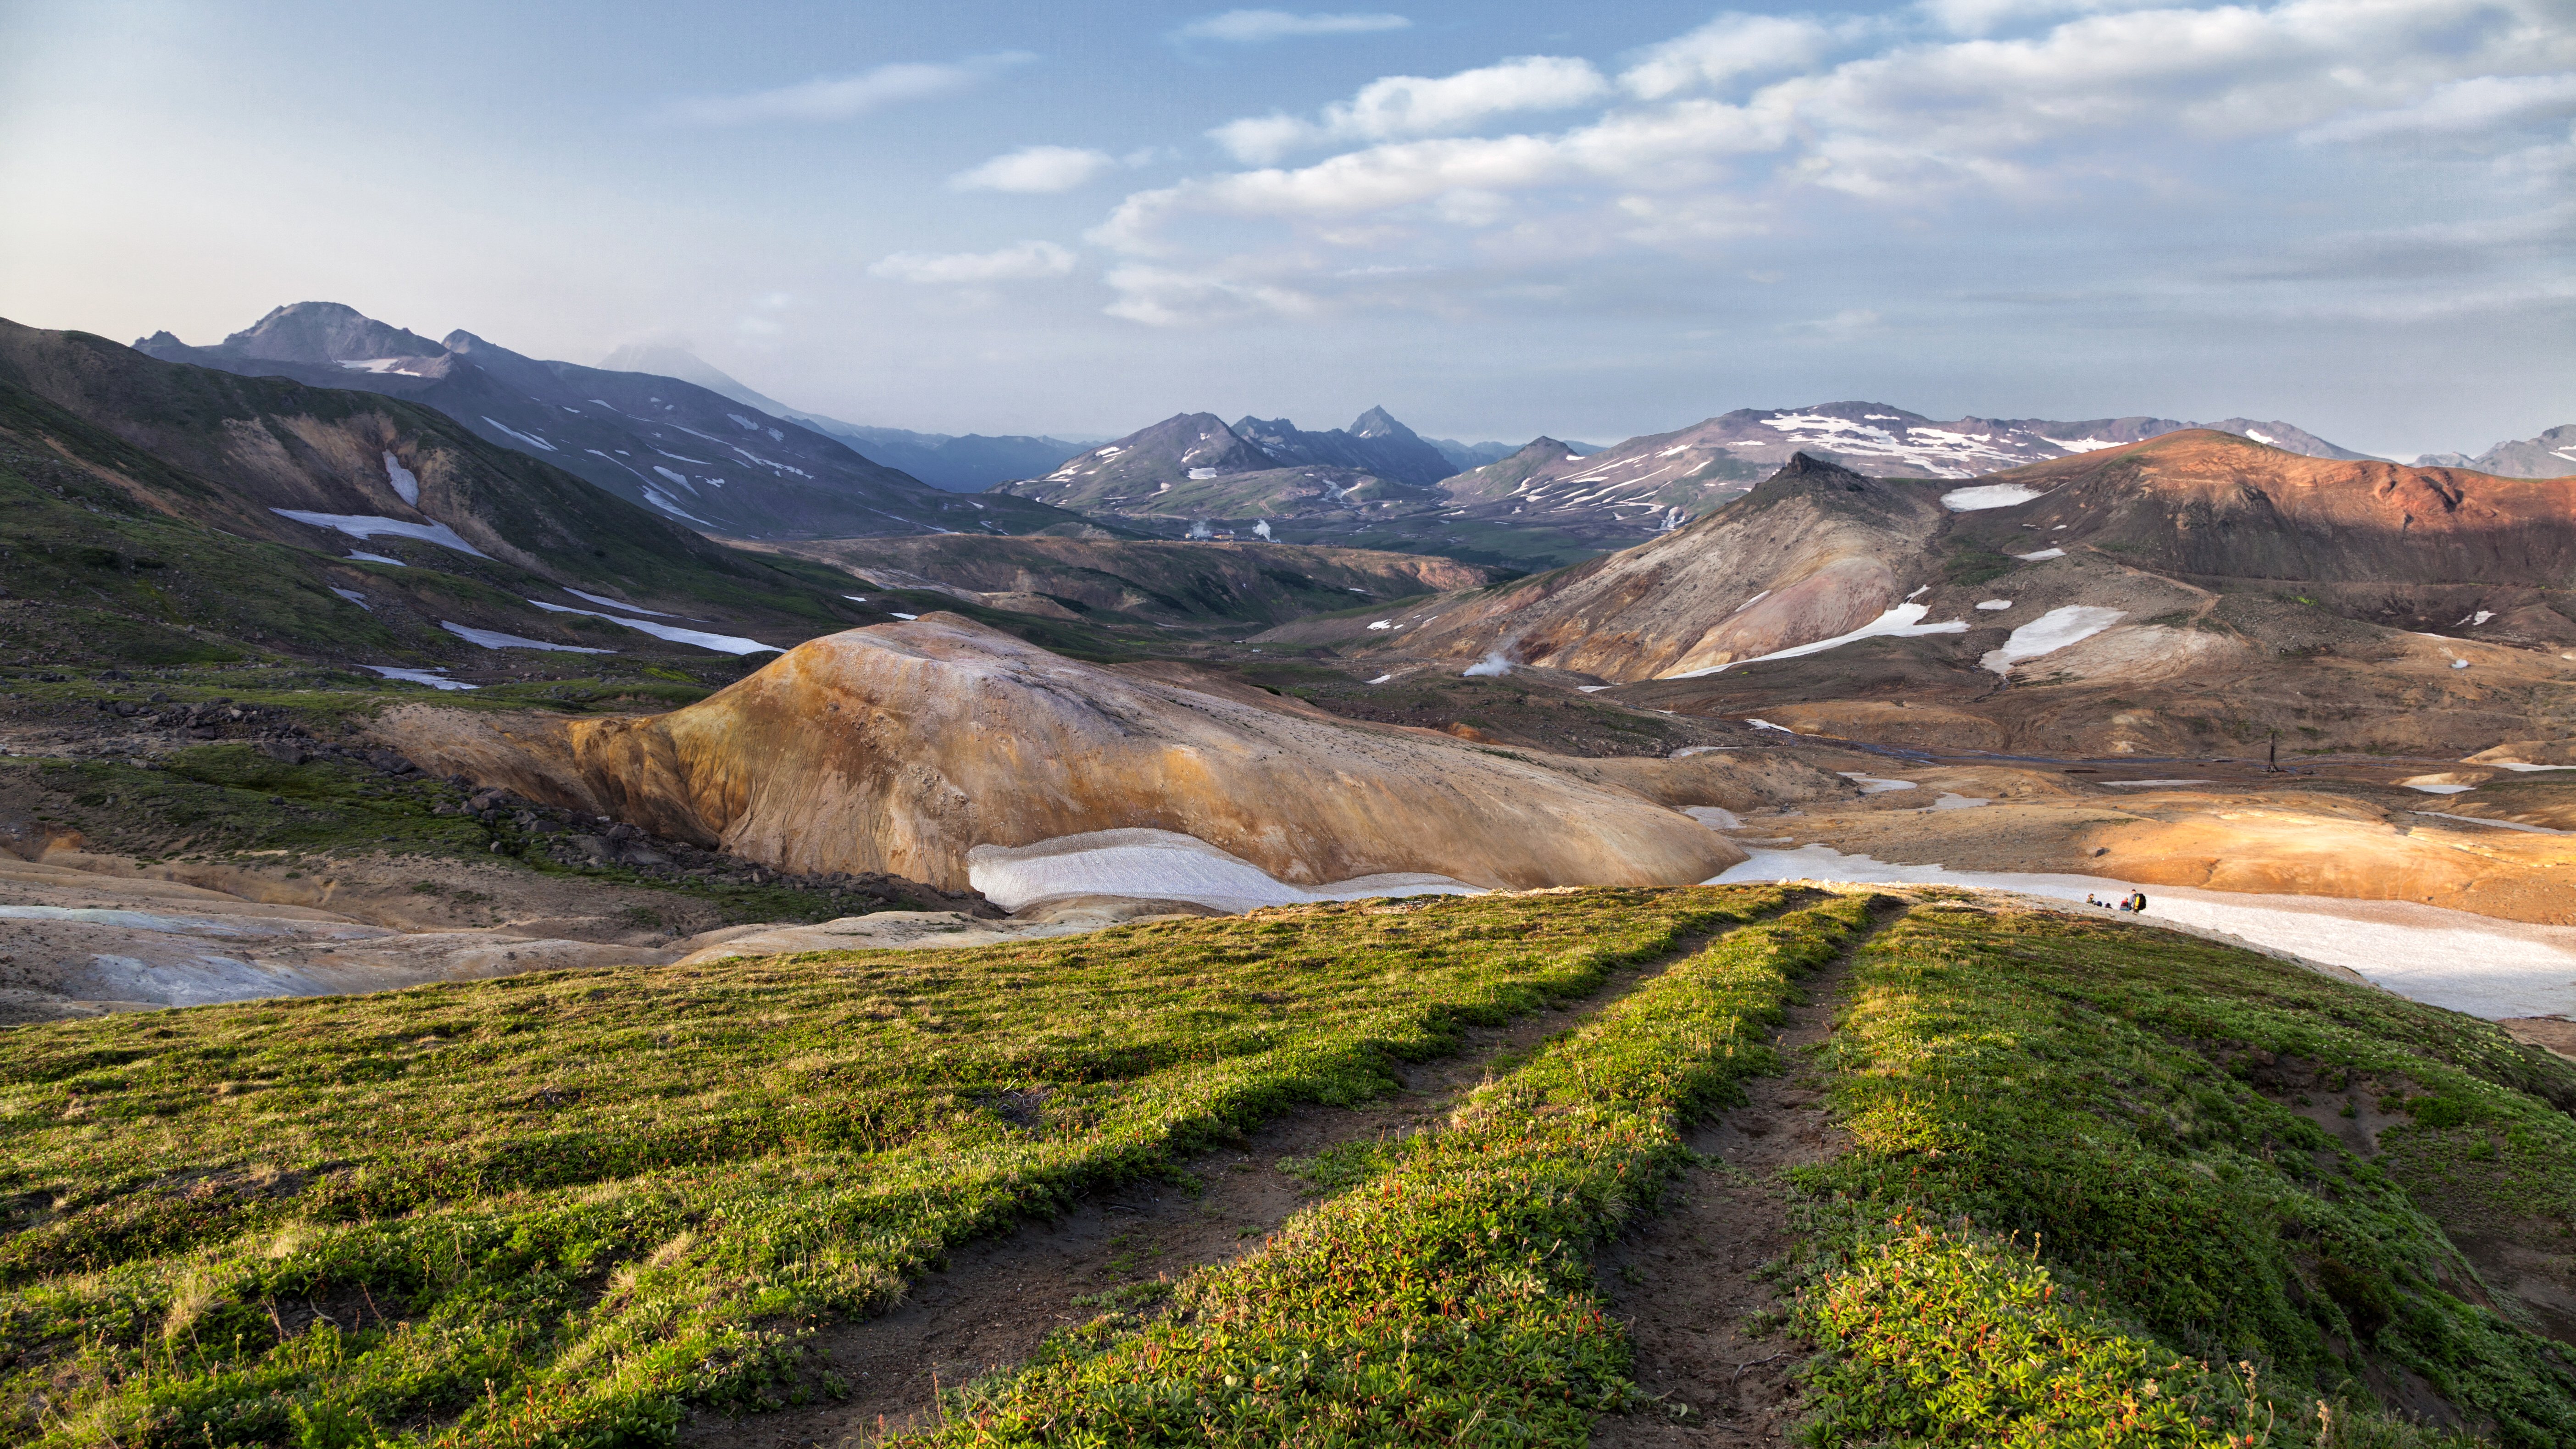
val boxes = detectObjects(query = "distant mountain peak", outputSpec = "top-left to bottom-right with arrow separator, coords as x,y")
219,301 -> 445,364
1349,405 -> 1414,439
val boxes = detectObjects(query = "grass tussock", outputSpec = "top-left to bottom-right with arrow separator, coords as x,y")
903,893 -> 1880,1444
0,885 -> 1789,1446
1788,902 -> 2576,1447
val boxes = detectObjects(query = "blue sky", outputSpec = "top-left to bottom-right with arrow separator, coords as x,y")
1,0 -> 2568,459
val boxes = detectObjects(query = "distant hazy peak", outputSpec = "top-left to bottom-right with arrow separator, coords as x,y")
1349,405 -> 1415,439
218,301 -> 446,363
2411,423 -> 2576,479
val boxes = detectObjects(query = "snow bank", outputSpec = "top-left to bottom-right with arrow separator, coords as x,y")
439,621 -> 614,654
1662,602 -> 1969,678
1683,805 -> 1744,830
1976,599 -> 2013,611
966,829 -> 1482,915
363,666 -> 477,690
527,600 -> 779,655
1981,605 -> 2125,674
1840,773 -> 1919,793
382,451 -> 419,505
563,588 -> 678,617
272,510 -> 490,559
1940,483 -> 2046,511
2014,547 -> 2066,561
480,416 -> 557,451
330,588 -> 370,611
347,551 -> 404,565
1711,845 -> 2576,1020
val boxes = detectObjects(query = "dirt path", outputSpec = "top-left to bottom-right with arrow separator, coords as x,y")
680,915 -> 1783,1449
1589,902 -> 1893,1447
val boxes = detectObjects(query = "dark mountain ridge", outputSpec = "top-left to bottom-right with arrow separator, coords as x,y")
136,303 -> 1087,539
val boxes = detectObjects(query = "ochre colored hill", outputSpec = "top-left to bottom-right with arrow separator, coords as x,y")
374,613 -> 1748,893
1949,429 -> 2576,586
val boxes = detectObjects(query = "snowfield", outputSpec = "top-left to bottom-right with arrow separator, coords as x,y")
1662,602 -> 1969,678
381,451 -> 420,506
966,829 -> 1482,915
563,588 -> 680,617
1981,605 -> 2126,673
362,666 -> 477,690
439,621 -> 614,654
526,601 -> 778,655
1939,482 -> 2046,511
1714,846 -> 2576,1019
270,510 -> 491,559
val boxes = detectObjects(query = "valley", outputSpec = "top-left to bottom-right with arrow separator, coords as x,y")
4,315 -> 2575,1447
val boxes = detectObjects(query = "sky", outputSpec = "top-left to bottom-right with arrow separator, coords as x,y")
0,0 -> 2569,460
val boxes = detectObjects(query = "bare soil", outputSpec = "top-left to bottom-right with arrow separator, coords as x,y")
678,920 -> 1763,1449
1588,929 -> 1869,1446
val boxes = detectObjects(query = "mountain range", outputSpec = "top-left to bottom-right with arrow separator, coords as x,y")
2417,424 -> 2576,478
594,342 -> 1099,494
0,316 -> 906,671
133,304 -> 1085,539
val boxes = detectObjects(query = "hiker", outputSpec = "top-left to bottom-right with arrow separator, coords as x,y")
2129,891 -> 2148,913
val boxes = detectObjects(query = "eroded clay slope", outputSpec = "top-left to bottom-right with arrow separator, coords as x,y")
1377,454 -> 1950,681
374,614 -> 1746,893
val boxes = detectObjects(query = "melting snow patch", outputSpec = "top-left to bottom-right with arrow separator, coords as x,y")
2013,547 -> 2066,561
1662,603 -> 1969,678
1981,605 -> 2125,674
527,601 -> 779,655
1367,673 -> 1394,684
1729,590 -> 1771,615
1682,805 -> 1744,831
1462,652 -> 1512,677
892,612 -> 920,621
1905,584 -> 1929,600
381,451 -> 419,505
1710,845 -> 2576,1019
2414,811 -> 2570,837
1367,620 -> 1396,630
272,510 -> 491,559
1742,718 -> 1794,733
1188,467 -> 1220,479
1926,793 -> 1990,811
346,551 -> 404,566
1577,684 -> 1615,693
1840,773 -> 1920,793
563,588 -> 677,617
2405,782 -> 2477,794
1976,600 -> 2014,611
967,828 -> 1482,915
2488,762 -> 2576,772
2452,659 -> 2471,670
440,621 -> 614,653
363,666 -> 476,690
330,588 -> 370,611
1941,483 -> 2046,511
480,416 -> 557,452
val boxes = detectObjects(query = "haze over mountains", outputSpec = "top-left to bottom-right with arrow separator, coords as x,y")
133,304 -> 1084,539
2417,424 -> 2576,479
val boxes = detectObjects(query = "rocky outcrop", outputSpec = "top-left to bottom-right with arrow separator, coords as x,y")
1377,454 -> 1951,682
373,614 -> 1747,894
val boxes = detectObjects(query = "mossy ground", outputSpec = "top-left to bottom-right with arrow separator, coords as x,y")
3,889 -> 2568,1447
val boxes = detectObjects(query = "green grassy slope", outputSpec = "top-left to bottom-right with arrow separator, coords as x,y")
6,891 -> 2566,1446
0,888 -> 1778,1446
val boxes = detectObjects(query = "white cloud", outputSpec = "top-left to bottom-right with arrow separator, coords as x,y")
1175,10 -> 1411,43
2302,72 -> 2576,145
952,145 -> 1119,193
1211,56 -> 1610,163
669,54 -> 1032,125
1620,14 -> 1843,100
868,240 -> 1078,284
1102,265 -> 1318,326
